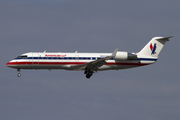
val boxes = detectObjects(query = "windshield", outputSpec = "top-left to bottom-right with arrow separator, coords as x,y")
16,55 -> 28,59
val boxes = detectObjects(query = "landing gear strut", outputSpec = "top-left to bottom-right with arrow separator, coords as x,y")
17,69 -> 21,77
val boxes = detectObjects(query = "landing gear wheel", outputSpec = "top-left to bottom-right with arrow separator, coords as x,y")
88,72 -> 92,76
84,70 -> 88,74
86,74 -> 91,79
17,73 -> 21,77
86,72 -> 93,79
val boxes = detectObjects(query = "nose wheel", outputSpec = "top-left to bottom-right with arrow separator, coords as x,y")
17,73 -> 21,77
17,69 -> 21,77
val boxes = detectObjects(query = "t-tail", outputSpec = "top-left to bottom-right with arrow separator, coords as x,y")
138,36 -> 172,58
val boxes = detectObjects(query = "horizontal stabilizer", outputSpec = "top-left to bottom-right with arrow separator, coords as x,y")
155,36 -> 173,41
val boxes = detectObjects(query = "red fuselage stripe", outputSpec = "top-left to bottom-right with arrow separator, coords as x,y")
6,62 -> 149,66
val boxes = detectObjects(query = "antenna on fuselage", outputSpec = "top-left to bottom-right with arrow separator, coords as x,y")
44,50 -> 46,53
75,51 -> 78,53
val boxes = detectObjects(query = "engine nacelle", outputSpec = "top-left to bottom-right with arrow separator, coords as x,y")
114,51 -> 128,60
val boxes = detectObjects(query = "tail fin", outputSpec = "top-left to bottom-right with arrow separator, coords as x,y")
138,36 -> 172,57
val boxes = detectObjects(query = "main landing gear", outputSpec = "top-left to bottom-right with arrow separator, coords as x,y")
17,69 -> 21,77
84,69 -> 93,79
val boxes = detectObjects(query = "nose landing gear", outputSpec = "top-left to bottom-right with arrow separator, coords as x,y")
17,73 -> 21,77
17,69 -> 21,77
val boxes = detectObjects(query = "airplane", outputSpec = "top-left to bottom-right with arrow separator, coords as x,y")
6,36 -> 172,79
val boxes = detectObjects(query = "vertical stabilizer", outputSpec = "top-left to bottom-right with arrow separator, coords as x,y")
138,36 -> 172,57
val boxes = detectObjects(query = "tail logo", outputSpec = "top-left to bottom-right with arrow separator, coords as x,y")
150,43 -> 157,55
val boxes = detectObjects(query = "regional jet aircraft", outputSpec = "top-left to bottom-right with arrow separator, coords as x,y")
6,36 -> 172,78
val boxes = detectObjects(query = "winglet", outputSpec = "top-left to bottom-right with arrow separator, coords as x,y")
111,48 -> 118,57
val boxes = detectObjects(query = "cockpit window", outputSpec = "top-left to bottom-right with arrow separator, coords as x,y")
16,55 -> 28,59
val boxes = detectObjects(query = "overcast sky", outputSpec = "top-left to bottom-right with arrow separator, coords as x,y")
0,0 -> 180,120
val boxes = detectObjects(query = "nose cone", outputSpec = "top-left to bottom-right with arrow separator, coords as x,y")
6,62 -> 11,67
6,61 -> 16,68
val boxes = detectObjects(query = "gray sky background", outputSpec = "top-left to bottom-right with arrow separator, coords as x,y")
0,0 -> 180,120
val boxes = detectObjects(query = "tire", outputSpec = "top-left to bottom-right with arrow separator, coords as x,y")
17,73 -> 21,77
84,71 -> 88,74
88,72 -> 92,76
86,74 -> 90,79
86,72 -> 93,79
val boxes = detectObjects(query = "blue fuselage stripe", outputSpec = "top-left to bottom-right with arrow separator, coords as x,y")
15,57 -> 157,61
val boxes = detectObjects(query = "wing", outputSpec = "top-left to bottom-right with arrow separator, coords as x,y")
70,48 -> 118,71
